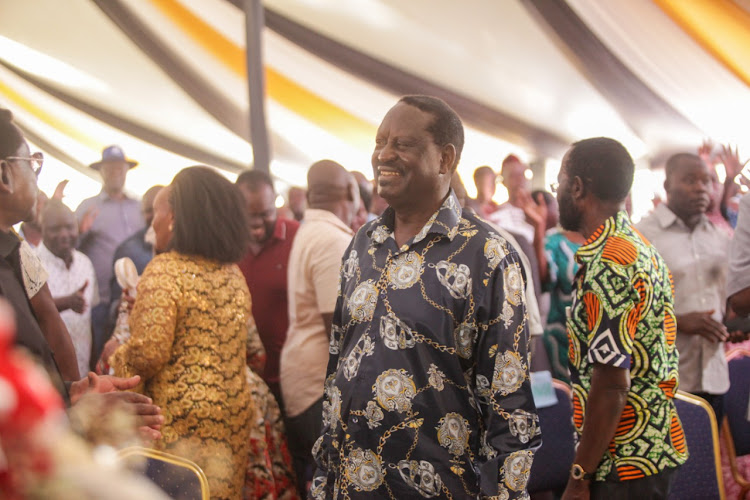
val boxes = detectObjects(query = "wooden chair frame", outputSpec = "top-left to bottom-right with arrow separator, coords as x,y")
118,446 -> 210,500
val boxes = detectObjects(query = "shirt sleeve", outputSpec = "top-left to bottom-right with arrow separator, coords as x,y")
473,249 -> 541,498
310,240 -> 352,497
580,264 -> 638,368
729,194 -> 750,297
19,240 -> 48,298
110,255 -> 178,383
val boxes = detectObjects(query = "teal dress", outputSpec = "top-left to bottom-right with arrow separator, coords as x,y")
542,230 -> 580,383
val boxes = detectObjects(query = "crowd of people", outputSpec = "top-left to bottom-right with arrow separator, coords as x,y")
2,91 -> 750,500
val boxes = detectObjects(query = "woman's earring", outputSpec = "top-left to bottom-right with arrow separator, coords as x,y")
168,223 -> 174,231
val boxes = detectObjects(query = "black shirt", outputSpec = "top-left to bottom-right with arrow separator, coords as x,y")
312,192 -> 540,499
0,229 -> 68,403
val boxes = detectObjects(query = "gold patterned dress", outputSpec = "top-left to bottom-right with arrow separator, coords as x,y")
111,251 -> 253,499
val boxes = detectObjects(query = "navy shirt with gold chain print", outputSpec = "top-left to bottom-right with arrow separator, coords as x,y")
312,191 -> 540,499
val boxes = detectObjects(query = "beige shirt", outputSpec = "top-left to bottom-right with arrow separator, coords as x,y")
280,209 -> 354,417
637,204 -> 730,394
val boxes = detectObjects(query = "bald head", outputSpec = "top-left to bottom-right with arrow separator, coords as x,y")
307,160 -> 358,226
41,200 -> 78,261
308,160 -> 353,204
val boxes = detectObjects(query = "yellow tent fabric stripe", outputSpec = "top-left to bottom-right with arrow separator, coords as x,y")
654,0 -> 750,88
149,0 -> 377,151
0,79 -> 101,150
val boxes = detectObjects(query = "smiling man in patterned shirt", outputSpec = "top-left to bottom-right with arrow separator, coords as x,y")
311,95 -> 540,499
557,138 -> 687,499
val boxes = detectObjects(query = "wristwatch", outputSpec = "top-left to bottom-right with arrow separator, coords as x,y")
570,463 -> 594,481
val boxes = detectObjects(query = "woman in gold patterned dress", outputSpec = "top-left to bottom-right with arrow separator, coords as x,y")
111,166 -> 253,499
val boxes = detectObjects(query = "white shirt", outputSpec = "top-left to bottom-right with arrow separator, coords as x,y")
487,203 -> 535,245
280,209 -> 354,417
637,204 -> 730,394
729,193 -> 750,297
36,244 -> 99,376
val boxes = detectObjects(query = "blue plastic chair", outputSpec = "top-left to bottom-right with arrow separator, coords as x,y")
669,391 -> 725,500
527,379 -> 576,495
722,349 -> 750,499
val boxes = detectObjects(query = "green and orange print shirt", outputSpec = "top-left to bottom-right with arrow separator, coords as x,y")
568,211 -> 688,482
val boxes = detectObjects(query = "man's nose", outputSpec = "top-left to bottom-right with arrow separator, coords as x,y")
377,143 -> 397,162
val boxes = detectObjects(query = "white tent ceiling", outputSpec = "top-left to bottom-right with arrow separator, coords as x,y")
1,0 -> 749,218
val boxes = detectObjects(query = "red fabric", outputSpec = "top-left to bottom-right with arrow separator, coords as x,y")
238,218 -> 299,386
0,309 -> 64,498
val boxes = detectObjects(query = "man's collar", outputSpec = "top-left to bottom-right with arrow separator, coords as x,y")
653,203 -> 678,228
654,203 -> 708,230
38,242 -> 67,265
0,229 -> 20,258
367,190 -> 462,247
98,190 -> 133,201
575,211 -> 631,264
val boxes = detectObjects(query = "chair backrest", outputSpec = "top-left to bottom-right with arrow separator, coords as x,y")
725,349 -> 750,456
527,380 -> 576,494
118,446 -> 210,500
668,391 -> 725,500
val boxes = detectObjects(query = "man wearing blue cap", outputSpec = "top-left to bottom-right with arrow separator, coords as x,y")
75,146 -> 143,368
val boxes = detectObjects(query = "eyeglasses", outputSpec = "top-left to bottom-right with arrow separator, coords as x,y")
549,182 -> 559,193
5,152 -> 43,178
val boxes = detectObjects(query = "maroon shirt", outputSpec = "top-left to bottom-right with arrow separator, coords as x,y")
237,217 -> 299,387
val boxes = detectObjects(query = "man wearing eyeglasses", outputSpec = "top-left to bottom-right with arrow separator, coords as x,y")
0,142 -> 81,383
0,108 -> 163,440
75,146 -> 143,369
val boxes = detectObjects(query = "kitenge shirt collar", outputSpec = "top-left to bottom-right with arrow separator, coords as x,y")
575,211 -> 630,265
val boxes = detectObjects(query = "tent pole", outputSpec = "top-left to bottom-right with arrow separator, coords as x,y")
244,0 -> 270,172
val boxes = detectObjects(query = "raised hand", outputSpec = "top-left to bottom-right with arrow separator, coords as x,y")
698,139 -> 715,166
52,180 -> 69,201
717,144 -> 748,181
79,207 -> 99,234
518,189 -> 545,228
69,281 -> 87,314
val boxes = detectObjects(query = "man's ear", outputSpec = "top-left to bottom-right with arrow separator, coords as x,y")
0,160 -> 14,195
439,144 -> 457,175
570,175 -> 586,201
